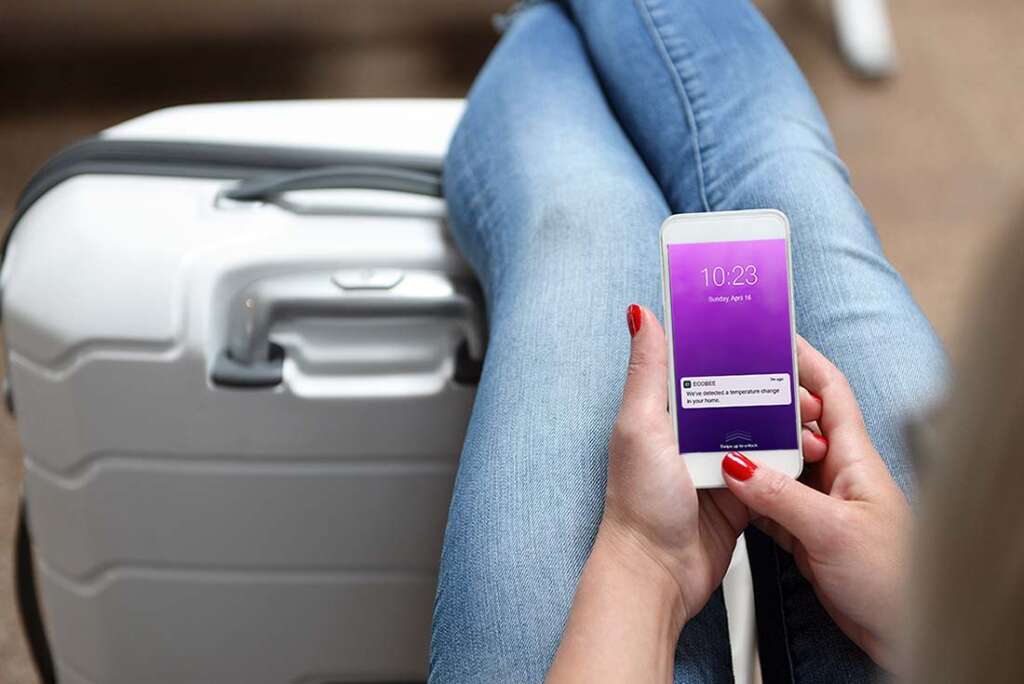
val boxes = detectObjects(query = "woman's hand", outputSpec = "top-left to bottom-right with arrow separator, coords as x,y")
600,304 -> 749,625
547,313 -> 909,683
721,337 -> 911,673
548,305 -> 749,683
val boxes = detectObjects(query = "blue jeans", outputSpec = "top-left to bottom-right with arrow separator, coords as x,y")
430,1 -> 946,682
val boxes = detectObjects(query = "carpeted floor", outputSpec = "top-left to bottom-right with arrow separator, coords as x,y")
1,1 -> 1021,681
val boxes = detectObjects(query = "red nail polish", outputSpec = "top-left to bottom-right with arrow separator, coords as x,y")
627,304 -> 643,337
813,432 -> 828,446
722,451 -> 757,481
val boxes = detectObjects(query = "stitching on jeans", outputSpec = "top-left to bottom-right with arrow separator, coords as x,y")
633,0 -> 712,213
771,540 -> 797,683
445,136 -> 500,292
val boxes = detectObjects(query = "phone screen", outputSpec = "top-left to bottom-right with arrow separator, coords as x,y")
666,238 -> 797,453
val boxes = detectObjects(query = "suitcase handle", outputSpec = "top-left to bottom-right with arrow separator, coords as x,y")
220,164 -> 442,202
211,270 -> 485,388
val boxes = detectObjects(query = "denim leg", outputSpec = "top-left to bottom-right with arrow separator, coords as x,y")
565,0 -> 948,681
428,3 -> 732,683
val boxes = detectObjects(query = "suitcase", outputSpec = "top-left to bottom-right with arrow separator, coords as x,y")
6,98 -> 759,684
4,99 -> 484,684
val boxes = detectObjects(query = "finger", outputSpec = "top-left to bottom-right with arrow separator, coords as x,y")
722,452 -> 839,549
698,493 -> 746,568
801,426 -> 828,463
799,386 -> 823,424
791,542 -> 816,583
706,488 -> 750,536
619,304 -> 669,422
795,336 -> 873,455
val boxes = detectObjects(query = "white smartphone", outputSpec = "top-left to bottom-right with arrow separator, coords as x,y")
660,209 -> 803,488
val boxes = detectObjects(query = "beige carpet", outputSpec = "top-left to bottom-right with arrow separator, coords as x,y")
1,1 -> 1022,681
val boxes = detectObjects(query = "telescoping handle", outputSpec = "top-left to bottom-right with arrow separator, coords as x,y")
219,164 -> 442,203
211,269 -> 485,388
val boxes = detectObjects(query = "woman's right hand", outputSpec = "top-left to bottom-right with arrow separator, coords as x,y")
721,337 -> 911,673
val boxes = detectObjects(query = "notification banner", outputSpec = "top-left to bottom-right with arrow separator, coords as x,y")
680,373 -> 792,409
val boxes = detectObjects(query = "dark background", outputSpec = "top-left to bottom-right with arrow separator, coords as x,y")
2,1 -> 1022,681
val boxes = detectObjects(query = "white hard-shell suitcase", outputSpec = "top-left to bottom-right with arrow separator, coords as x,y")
4,99 -> 483,684
6,98 -> 758,684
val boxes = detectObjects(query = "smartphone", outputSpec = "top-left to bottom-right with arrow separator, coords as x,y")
660,209 -> 802,488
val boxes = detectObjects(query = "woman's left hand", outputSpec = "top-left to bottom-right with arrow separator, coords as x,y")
548,304 -> 748,682
597,304 -> 748,628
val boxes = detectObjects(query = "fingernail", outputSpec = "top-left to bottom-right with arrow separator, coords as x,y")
813,432 -> 828,446
722,451 -> 757,481
627,304 -> 643,337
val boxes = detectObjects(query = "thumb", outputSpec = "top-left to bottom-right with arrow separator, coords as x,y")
619,304 -> 668,422
721,452 -> 836,548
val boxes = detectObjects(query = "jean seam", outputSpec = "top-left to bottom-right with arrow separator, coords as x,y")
771,542 -> 797,684
632,0 -> 712,213
446,138 -> 503,291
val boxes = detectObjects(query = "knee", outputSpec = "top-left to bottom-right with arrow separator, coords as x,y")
511,171 -> 670,274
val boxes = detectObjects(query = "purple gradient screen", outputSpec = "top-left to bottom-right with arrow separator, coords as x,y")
667,238 -> 797,452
